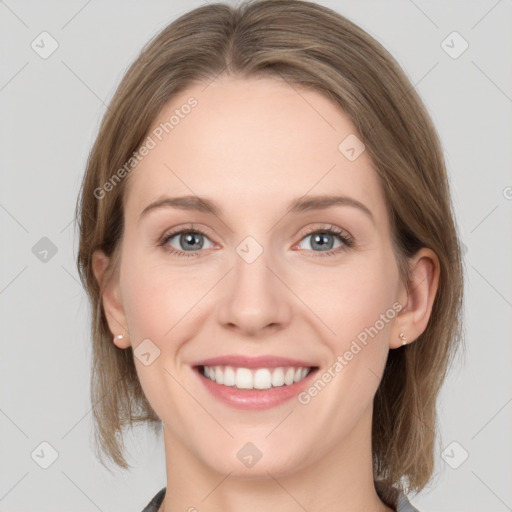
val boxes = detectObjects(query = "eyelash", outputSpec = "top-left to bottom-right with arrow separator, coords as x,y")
158,224 -> 354,259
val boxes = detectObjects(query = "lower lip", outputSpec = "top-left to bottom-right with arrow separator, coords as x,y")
195,367 -> 318,410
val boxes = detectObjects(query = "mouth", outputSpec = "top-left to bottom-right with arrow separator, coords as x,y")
191,356 -> 319,410
196,364 -> 316,390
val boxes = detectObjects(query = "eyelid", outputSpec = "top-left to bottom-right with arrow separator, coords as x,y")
292,224 -> 354,254
298,223 -> 352,240
159,222 -> 354,257
159,223 -> 352,244
159,223 -> 215,243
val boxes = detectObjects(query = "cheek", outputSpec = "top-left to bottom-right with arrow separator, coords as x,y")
119,247 -> 206,342
293,256 -> 398,427
118,249 -> 203,421
296,252 -> 398,410
294,252 -> 399,347
120,240 -> 399,348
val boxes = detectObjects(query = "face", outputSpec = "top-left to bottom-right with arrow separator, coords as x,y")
104,76 -> 406,478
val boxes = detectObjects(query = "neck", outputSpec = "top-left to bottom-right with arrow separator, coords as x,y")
159,407 -> 394,512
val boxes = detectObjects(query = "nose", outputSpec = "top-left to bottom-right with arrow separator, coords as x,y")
216,245 -> 292,337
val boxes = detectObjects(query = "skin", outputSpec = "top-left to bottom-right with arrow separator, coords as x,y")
93,75 -> 439,512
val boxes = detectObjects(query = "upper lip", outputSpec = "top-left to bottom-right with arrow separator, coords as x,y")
192,354 -> 318,369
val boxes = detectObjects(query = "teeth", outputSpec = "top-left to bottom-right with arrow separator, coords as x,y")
224,366 -> 236,386
271,367 -> 285,387
253,369 -> 272,390
202,365 -> 312,390
236,368 -> 253,389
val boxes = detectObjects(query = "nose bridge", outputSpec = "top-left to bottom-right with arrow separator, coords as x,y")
217,233 -> 291,334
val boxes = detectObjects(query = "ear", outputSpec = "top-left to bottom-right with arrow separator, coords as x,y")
92,249 -> 131,349
390,247 -> 440,349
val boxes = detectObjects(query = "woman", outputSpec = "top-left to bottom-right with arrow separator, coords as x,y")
75,1 -> 464,511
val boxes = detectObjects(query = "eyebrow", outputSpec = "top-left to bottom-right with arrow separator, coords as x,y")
138,194 -> 374,224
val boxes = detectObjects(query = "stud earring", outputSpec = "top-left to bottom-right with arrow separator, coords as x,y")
114,334 -> 124,342
399,332 -> 407,345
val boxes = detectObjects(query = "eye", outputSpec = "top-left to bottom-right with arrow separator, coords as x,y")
295,225 -> 354,257
160,225 -> 214,258
158,223 -> 354,258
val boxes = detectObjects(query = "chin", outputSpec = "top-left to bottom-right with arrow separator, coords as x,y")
199,442 -> 309,480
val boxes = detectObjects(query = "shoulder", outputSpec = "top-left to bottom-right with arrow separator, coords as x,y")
375,481 -> 421,512
140,487 -> 166,512
139,485 -> 421,512
396,491 -> 421,512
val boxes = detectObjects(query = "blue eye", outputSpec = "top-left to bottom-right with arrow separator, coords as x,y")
159,224 -> 353,258
161,227 -> 214,258
296,226 -> 353,257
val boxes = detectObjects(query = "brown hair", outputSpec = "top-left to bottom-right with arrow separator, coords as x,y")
75,0 -> 464,497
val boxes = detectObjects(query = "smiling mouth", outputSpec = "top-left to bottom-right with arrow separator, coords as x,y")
196,365 -> 318,390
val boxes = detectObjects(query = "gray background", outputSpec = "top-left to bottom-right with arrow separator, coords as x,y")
1,0 -> 511,511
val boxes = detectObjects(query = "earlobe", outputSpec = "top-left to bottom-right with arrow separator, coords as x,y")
391,248 -> 440,349
92,249 -> 130,349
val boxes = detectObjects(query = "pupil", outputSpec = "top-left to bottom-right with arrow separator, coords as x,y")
178,232 -> 334,252
182,233 -> 203,250
312,233 -> 333,250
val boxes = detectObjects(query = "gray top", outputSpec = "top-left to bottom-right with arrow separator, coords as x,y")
141,486 -> 420,512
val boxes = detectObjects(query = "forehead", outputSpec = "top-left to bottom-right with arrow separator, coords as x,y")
124,76 -> 386,224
